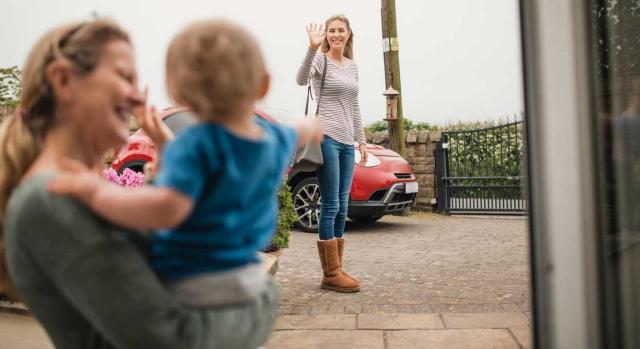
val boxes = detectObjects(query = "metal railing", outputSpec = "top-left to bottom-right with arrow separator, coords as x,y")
435,121 -> 526,214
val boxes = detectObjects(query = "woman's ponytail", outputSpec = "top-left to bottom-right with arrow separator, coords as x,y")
0,113 -> 39,299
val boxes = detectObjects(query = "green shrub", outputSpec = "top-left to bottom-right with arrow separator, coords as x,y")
366,120 -> 388,133
269,180 -> 296,250
0,66 -> 21,108
439,115 -> 521,132
403,119 -> 413,130
443,120 -> 525,199
365,118 -> 436,134
365,116 -> 523,134
411,121 -> 435,131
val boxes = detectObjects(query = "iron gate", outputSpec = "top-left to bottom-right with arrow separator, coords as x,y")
435,121 -> 526,214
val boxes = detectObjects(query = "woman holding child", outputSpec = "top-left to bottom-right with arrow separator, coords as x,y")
296,14 -> 367,293
0,17 -> 313,348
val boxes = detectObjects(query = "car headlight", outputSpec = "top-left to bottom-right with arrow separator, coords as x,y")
354,150 -> 382,167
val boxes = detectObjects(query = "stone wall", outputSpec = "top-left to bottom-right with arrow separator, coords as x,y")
366,130 -> 441,211
0,106 -> 15,120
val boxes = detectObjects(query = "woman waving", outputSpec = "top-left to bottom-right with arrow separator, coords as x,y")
296,14 -> 366,293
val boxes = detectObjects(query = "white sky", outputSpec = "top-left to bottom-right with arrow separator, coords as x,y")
1,0 -> 524,126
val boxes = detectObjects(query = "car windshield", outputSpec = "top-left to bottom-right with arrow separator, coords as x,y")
163,111 -> 197,134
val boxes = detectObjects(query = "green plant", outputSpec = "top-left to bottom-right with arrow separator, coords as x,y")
411,121 -> 435,131
270,180 -> 296,250
366,120 -> 388,133
444,121 -> 525,199
0,66 -> 21,108
366,118 -> 436,134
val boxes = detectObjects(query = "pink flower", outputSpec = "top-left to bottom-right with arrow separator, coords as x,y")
120,168 -> 145,187
102,168 -> 144,188
102,168 -> 121,185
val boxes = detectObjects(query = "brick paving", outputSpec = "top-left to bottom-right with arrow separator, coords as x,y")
268,213 -> 532,348
275,213 -> 531,316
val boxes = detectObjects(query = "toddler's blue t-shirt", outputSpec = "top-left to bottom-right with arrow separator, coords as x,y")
152,116 -> 297,281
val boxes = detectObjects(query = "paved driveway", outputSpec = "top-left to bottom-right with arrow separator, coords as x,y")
269,214 -> 533,348
276,213 -> 531,315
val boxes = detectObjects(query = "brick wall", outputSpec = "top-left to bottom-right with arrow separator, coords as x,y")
366,129 -> 441,211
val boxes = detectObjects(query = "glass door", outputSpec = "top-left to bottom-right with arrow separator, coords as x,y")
589,1 -> 640,348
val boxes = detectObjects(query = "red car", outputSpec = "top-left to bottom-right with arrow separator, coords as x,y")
112,108 -> 418,233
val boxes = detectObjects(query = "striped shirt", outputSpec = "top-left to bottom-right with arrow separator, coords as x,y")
296,47 -> 366,145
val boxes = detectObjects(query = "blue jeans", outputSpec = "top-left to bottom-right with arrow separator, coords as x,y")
317,136 -> 355,240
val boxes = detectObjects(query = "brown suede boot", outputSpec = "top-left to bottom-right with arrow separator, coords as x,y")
336,237 -> 360,284
317,239 -> 360,292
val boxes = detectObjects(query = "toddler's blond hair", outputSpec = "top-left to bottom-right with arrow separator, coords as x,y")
166,19 -> 266,120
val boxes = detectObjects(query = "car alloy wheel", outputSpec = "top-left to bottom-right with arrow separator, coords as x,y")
292,177 -> 321,233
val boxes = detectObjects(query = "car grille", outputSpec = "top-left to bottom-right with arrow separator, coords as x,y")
368,189 -> 388,202
390,192 -> 416,203
383,186 -> 416,212
394,173 -> 412,179
384,193 -> 416,212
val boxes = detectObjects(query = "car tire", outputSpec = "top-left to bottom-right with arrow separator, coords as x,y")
291,177 -> 321,234
348,215 -> 382,223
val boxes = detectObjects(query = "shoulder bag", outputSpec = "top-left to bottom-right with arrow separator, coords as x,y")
292,54 -> 327,171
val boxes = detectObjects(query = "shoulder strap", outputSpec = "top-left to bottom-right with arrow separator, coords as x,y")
304,83 -> 313,116
314,55 -> 328,117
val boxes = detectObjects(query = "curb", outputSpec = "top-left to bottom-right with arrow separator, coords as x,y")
260,250 -> 281,277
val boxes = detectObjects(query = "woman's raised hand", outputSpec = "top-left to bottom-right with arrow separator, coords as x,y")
306,23 -> 325,50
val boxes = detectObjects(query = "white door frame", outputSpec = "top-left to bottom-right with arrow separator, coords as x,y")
521,0 -> 603,348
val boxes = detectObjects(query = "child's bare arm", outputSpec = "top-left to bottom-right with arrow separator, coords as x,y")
90,185 -> 193,232
290,117 -> 324,147
48,159 -> 193,232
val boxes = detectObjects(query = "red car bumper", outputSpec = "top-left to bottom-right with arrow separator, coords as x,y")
348,155 -> 417,218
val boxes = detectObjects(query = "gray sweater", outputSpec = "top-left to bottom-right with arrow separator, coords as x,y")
4,173 -> 278,349
296,48 -> 366,145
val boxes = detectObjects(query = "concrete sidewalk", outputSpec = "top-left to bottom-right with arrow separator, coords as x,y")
0,311 -> 532,349
267,312 -> 531,348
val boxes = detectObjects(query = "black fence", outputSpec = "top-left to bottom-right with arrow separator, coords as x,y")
435,121 -> 526,214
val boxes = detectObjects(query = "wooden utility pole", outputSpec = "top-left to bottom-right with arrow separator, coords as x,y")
381,0 -> 405,155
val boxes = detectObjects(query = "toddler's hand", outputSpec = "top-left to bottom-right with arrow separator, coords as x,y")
310,118 -> 324,143
134,87 -> 174,148
48,158 -> 105,205
292,117 -> 324,147
143,161 -> 157,184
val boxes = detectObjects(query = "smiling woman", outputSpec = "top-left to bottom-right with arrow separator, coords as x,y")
65,39 -> 139,150
296,14 -> 368,294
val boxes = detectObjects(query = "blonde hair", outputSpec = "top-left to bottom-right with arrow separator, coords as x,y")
166,19 -> 266,120
321,14 -> 354,59
0,18 -> 130,300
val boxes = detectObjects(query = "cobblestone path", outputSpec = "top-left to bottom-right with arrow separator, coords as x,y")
275,214 -> 531,316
